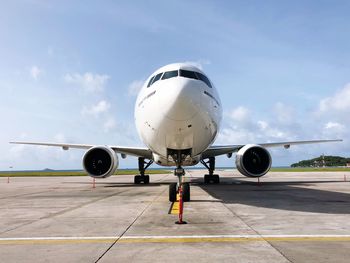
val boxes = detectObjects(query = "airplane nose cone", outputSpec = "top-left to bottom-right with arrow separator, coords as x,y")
159,81 -> 200,121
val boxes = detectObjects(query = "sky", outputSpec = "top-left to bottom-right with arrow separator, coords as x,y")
1,0 -> 349,170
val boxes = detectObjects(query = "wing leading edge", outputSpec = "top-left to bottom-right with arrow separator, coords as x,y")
9,141 -> 153,159
202,139 -> 342,159
10,139 -> 342,161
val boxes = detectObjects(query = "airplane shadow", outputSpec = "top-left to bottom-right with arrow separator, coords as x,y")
63,181 -> 169,188
64,176 -> 350,214
190,177 -> 350,215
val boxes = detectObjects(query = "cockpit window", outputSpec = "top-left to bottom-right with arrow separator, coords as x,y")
179,69 -> 198,80
147,76 -> 155,88
147,69 -> 212,88
197,72 -> 212,88
151,72 -> 163,85
162,70 -> 178,80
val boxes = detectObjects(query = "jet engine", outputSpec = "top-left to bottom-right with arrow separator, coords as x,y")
235,144 -> 271,177
83,146 -> 119,178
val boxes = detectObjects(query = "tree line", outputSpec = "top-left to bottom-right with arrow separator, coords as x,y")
291,156 -> 350,167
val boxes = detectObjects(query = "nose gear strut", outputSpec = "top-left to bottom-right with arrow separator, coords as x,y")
169,151 -> 190,202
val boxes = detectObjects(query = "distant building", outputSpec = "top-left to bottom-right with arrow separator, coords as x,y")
347,162 -> 350,167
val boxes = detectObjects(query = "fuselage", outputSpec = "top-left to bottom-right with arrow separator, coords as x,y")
135,63 -> 223,166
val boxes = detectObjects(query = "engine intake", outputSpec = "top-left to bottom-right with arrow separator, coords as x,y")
83,146 -> 118,178
236,144 -> 271,177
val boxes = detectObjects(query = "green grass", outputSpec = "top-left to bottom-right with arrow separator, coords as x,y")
0,169 -> 171,177
270,167 -> 350,172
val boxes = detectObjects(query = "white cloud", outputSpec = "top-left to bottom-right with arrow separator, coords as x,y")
229,106 -> 250,122
104,118 -> 116,132
183,59 -> 211,70
324,122 -> 345,130
128,80 -> 144,96
30,66 -> 42,80
218,104 -> 300,146
53,133 -> 67,142
64,72 -> 110,93
322,121 -> 346,138
81,100 -> 111,117
319,84 -> 350,113
273,102 -> 295,125
257,120 -> 268,130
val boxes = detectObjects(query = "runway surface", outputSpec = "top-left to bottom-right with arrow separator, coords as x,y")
1,170 -> 350,262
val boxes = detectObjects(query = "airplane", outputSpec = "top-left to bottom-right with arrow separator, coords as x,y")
10,63 -> 342,202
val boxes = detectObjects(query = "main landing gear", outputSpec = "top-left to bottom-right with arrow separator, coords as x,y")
200,157 -> 220,184
134,157 -> 153,184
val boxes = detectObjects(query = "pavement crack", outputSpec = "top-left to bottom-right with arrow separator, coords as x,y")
94,187 -> 167,263
204,186 -> 293,263
0,189 -> 132,236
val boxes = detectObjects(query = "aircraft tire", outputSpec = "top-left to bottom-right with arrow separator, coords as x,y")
182,182 -> 190,202
169,183 -> 177,202
134,175 -> 141,184
213,174 -> 220,184
204,174 -> 210,184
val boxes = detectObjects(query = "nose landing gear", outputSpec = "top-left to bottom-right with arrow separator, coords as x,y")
169,151 -> 191,202
169,166 -> 190,202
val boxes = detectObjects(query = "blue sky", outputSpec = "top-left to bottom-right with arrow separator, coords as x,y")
1,0 -> 349,170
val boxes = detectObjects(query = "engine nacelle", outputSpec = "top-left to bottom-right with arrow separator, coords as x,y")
235,144 -> 271,177
83,146 -> 119,178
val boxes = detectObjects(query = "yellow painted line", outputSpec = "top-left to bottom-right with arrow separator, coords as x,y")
1,235 -> 350,245
170,194 -> 180,214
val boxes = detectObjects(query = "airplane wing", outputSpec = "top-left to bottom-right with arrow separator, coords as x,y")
201,139 -> 342,159
9,141 -> 153,159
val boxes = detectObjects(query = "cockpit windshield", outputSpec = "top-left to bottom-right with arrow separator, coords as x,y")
147,69 -> 212,88
162,70 -> 178,80
179,70 -> 198,80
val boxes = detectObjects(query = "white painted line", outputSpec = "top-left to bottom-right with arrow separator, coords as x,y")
1,234 -> 350,241
121,234 -> 350,239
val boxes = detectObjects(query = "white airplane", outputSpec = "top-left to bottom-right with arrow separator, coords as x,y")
11,63 -> 341,202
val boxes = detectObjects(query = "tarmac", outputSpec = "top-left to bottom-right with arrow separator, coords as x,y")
1,169 -> 350,262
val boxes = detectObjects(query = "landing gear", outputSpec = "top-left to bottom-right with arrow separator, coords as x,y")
201,157 -> 220,184
168,151 -> 190,225
168,151 -> 191,202
134,157 -> 153,184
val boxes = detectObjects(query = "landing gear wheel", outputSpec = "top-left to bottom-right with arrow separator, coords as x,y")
204,174 -> 220,184
134,175 -> 141,184
143,175 -> 150,184
134,175 -> 149,184
169,183 -> 177,202
182,182 -> 190,202
213,174 -> 220,184
204,174 -> 209,184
